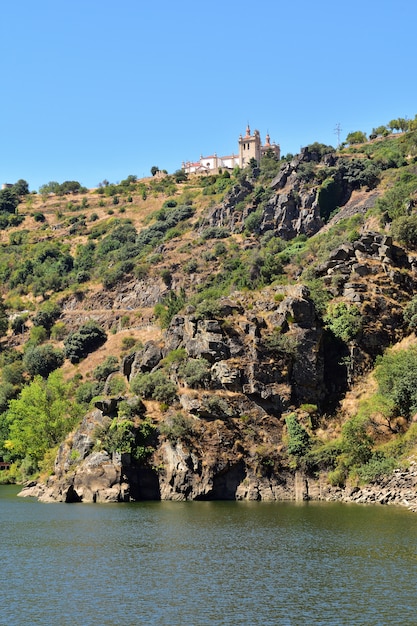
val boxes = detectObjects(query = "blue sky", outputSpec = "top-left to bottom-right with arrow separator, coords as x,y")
1,0 -> 416,191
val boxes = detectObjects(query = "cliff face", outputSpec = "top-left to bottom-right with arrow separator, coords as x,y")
14,139 -> 417,505
25,230 -> 417,504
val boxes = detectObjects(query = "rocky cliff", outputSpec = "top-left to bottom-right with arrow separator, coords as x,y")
21,230 -> 417,505
12,137 -> 417,508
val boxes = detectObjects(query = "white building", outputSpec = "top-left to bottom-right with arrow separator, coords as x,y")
182,126 -> 280,174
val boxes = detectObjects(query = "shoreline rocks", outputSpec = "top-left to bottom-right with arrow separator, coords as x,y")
18,462 -> 417,513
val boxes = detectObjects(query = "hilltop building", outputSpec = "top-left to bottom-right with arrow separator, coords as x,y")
182,125 -> 280,174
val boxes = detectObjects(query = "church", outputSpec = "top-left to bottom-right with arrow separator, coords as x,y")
182,125 -> 280,175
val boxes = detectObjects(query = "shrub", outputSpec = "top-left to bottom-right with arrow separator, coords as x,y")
178,358 -> 211,388
130,371 -> 177,403
356,453 -> 396,483
121,336 -> 137,351
64,320 -> 107,363
285,413 -> 311,459
244,210 -> 262,233
50,322 -> 67,340
28,325 -> 47,346
324,302 -> 362,343
264,330 -> 299,357
159,412 -> 196,442
23,344 -> 64,378
374,346 -> 417,420
403,296 -> 417,330
11,314 -> 28,334
32,301 -> 61,334
183,259 -> 198,274
93,356 -> 119,381
106,374 -> 126,395
200,226 -> 229,240
75,380 -> 104,406
341,415 -> 373,467
391,215 -> 417,249
154,289 -> 186,328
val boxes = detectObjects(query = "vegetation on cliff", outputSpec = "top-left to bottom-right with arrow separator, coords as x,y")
2,117 -> 417,500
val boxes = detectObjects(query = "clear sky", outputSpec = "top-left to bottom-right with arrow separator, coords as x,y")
1,0 -> 416,191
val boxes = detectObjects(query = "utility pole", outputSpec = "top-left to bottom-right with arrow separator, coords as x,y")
334,123 -> 342,148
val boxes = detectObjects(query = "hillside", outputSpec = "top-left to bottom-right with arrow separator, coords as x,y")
3,127 -> 417,506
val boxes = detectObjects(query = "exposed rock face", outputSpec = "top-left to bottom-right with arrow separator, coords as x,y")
127,340 -> 163,379
20,286 -> 337,504
260,189 -> 323,240
206,176 -> 324,240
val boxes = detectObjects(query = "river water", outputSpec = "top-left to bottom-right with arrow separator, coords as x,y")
1,485 -> 416,625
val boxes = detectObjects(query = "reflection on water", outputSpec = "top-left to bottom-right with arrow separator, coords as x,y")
1,485 -> 416,625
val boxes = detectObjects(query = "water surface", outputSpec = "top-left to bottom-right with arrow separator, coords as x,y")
1,485 -> 416,625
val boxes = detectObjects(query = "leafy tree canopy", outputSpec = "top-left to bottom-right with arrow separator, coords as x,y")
3,371 -> 82,467
346,130 -> 367,145
0,188 -> 19,214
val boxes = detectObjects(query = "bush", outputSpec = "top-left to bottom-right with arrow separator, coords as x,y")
64,320 -> 107,363
50,322 -> 67,340
178,358 -> 211,388
107,374 -> 126,395
324,302 -> 362,343
93,356 -> 119,381
244,210 -> 262,233
391,215 -> 417,249
403,296 -> 417,330
341,415 -> 373,467
32,301 -> 61,334
285,413 -> 311,459
23,344 -> 64,378
200,226 -> 229,240
356,453 -> 396,483
11,314 -> 28,334
159,412 -> 196,442
130,371 -> 177,403
374,346 -> 417,420
154,289 -> 186,328
75,380 -> 104,406
121,336 -> 137,351
28,325 -> 47,346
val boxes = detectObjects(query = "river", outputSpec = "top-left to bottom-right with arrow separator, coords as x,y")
1,485 -> 416,625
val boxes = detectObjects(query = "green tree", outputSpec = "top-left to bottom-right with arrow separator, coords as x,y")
388,119 -> 400,133
346,130 -> 367,145
39,181 -> 60,199
64,320 -> 107,363
341,415 -> 373,466
371,125 -> 389,138
151,166 -> 159,177
4,371 -> 82,468
285,413 -> 311,459
374,347 -> 417,420
324,302 -> 362,343
0,188 -> 19,214
32,301 -> 62,335
12,179 -> 30,196
23,344 -> 64,378
173,169 -> 188,183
